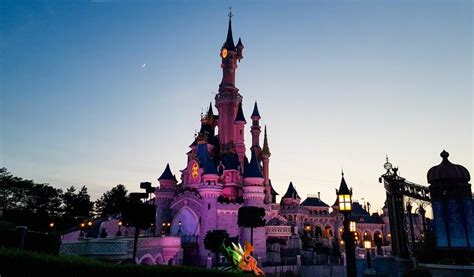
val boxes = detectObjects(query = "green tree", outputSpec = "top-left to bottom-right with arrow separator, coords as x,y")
203,229 -> 229,267
237,206 -> 266,245
94,184 -> 128,217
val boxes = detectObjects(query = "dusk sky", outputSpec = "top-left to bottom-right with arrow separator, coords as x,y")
1,0 -> 472,212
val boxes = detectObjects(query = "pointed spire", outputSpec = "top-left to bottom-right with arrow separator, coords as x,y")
207,102 -> 214,117
224,7 -> 236,50
262,125 -> 271,156
234,101 -> 246,123
244,148 -> 263,178
158,163 -> 177,182
236,37 -> 244,48
337,171 -> 351,195
282,182 -> 301,199
251,101 -> 261,119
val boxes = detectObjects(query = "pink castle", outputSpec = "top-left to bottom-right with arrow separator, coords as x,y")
154,13 -> 401,266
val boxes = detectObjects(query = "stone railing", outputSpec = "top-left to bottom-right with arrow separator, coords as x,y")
61,236 -> 181,264
266,225 -> 292,237
60,238 -> 129,261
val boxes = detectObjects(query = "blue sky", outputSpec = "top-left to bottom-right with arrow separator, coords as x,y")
1,0 -> 472,212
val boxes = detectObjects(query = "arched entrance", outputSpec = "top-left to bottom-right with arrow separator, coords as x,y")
171,206 -> 199,236
171,206 -> 200,266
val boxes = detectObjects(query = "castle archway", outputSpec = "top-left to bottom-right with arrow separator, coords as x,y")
171,206 -> 199,236
324,224 -> 333,239
139,254 -> 155,265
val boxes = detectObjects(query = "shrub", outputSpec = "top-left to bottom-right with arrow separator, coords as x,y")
0,247 -> 240,277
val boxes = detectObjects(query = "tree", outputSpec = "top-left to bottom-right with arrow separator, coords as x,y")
204,229 -> 229,267
121,193 -> 155,263
94,184 -> 128,217
0,168 -> 34,211
63,186 -> 93,219
237,206 -> 266,245
26,183 -> 63,217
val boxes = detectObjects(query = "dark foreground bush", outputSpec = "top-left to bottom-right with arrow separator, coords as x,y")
0,247 -> 240,277
403,268 -> 432,277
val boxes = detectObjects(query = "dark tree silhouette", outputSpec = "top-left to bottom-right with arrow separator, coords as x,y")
63,186 -> 93,219
0,168 -> 63,230
203,229 -> 229,267
122,193 -> 155,263
237,206 -> 266,245
94,184 -> 128,217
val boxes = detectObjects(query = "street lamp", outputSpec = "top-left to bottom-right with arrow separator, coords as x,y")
336,171 -> 356,277
79,222 -> 85,238
364,239 -> 377,276
178,221 -> 182,235
364,240 -> 372,269
117,220 -> 123,237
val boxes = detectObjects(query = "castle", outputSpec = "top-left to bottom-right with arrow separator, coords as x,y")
153,13 -> 407,266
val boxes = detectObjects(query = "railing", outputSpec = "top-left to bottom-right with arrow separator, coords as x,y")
60,238 -> 129,261
181,235 -> 199,244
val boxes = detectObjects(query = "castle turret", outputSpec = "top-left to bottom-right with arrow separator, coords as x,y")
280,182 -> 301,206
250,102 -> 262,159
216,10 -> 243,148
234,102 -> 247,168
155,163 -> 177,235
197,157 -> 223,263
261,125 -> 272,203
242,148 -> 266,262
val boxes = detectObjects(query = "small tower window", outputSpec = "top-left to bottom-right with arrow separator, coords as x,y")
208,203 -> 211,210
240,129 -> 243,135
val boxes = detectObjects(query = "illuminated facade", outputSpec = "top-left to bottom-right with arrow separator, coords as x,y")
153,13 -> 400,266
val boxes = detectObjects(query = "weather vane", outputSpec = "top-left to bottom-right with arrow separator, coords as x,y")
228,6 -> 233,19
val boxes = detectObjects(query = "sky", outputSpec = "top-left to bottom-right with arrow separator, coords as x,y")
1,0 -> 472,212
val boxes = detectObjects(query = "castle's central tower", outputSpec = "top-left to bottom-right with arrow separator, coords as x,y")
215,10 -> 244,151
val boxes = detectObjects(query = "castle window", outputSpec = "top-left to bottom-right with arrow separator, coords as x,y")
208,203 -> 211,210
240,129 -> 242,134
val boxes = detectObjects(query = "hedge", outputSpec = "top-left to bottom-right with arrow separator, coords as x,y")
0,247 -> 241,277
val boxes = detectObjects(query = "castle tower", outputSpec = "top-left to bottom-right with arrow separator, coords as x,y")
261,125 -> 272,203
242,149 -> 266,260
155,163 -> 177,235
197,157 -> 223,262
215,10 -> 244,149
234,102 -> 247,168
280,182 -> 301,206
250,102 -> 262,158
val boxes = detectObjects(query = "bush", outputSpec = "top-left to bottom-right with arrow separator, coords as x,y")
0,229 -> 61,254
0,248 -> 241,277
403,268 -> 432,277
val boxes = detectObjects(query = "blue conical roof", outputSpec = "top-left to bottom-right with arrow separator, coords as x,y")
203,157 -> 218,175
244,149 -> 263,178
282,182 -> 300,199
251,101 -> 260,118
224,13 -> 235,50
158,163 -> 177,182
234,102 -> 246,123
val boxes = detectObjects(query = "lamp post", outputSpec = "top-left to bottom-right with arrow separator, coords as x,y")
117,220 -> 123,237
364,240 -> 372,269
336,172 -> 356,277
363,239 -> 377,276
79,222 -> 85,238
178,220 -> 182,235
